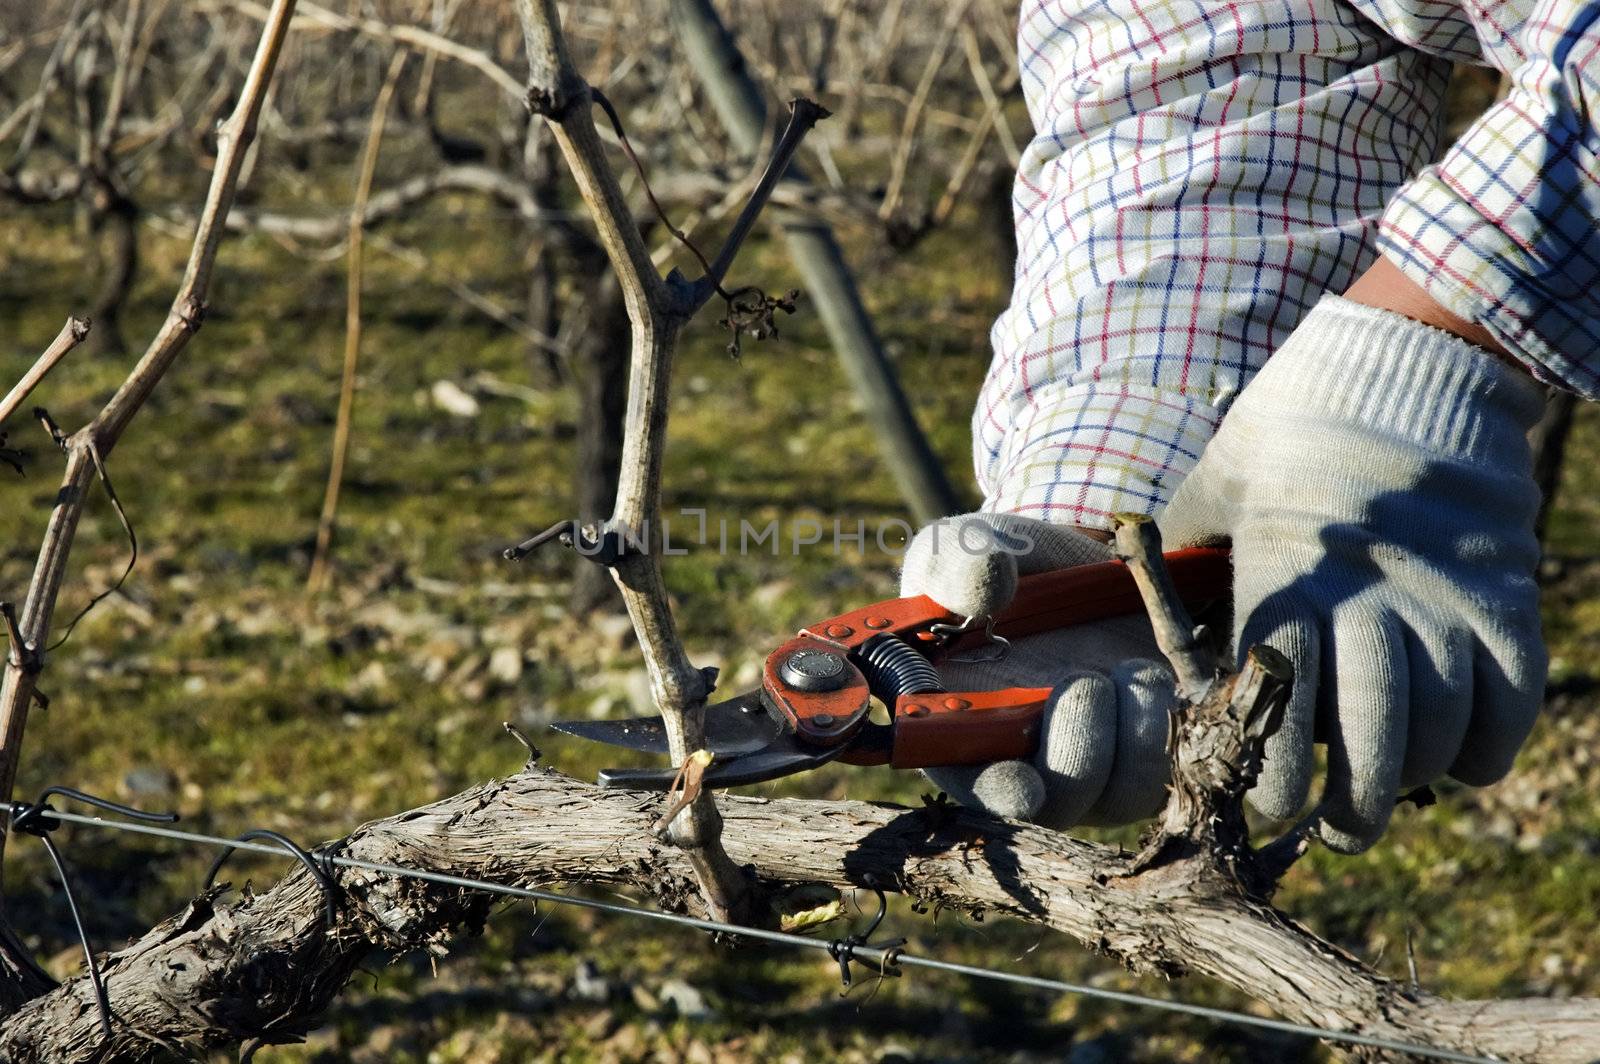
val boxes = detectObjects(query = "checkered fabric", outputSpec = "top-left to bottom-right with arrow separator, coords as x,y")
980,0 -> 1598,527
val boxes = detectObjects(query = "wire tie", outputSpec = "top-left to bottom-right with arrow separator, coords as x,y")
204,829 -> 340,925
501,518 -> 627,566
4,786 -> 178,1042
826,881 -> 906,990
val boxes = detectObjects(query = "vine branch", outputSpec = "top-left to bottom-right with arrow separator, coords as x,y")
512,0 -> 826,924
0,317 -> 91,433
0,762 -> 1592,1062
0,0 -> 301,1014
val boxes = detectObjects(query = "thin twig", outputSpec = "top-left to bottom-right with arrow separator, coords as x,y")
1112,514 -> 1214,700
0,0 -> 301,882
2,0 -> 92,163
307,49 -> 408,594
0,606 -> 28,673
589,87 -> 718,285
689,98 -> 830,310
368,234 -> 563,354
94,0 -> 146,159
878,0 -> 968,223
0,317 -> 91,430
45,441 -> 138,653
930,113 -> 991,231
958,22 -> 1019,167
928,22 -> 1017,229
222,0 -> 522,101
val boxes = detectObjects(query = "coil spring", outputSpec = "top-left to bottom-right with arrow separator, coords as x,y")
856,635 -> 944,700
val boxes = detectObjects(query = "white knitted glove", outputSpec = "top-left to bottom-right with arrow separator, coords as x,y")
899,513 -> 1174,827
1162,296 -> 1548,852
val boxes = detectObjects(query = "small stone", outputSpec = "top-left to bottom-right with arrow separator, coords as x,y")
431,379 -> 481,418
488,646 -> 524,685
448,652 -> 487,688
570,959 -> 612,1003
120,765 -> 177,802
752,579 -> 793,610
302,1025 -> 339,1052
582,1009 -> 620,1040
366,1024 -> 400,1054
354,661 -> 390,693
435,710 -> 471,736
659,978 -> 713,1020
608,1024 -> 644,1059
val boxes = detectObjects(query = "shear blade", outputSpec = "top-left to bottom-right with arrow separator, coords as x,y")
549,690 -> 781,758
596,729 -> 853,790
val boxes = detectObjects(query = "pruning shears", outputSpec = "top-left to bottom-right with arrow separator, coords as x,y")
552,547 -> 1232,790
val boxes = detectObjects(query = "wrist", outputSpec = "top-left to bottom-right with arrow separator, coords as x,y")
1344,255 -> 1523,370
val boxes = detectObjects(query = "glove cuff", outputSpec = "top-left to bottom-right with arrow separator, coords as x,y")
1247,295 -> 1547,464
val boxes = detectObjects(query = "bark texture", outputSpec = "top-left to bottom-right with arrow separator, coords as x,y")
0,767 -> 1594,1063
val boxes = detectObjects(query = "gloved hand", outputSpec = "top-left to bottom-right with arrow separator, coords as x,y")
899,513 -> 1174,827
1161,295 -> 1549,852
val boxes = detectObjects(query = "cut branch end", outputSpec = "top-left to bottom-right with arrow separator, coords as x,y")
1112,514 -> 1213,699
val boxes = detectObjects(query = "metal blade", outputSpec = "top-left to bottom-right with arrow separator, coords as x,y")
595,728 -> 857,791
549,690 -> 782,758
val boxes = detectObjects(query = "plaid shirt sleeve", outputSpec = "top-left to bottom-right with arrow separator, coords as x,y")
979,0 -> 1451,526
982,0 -> 1594,528
1374,0 -> 1600,397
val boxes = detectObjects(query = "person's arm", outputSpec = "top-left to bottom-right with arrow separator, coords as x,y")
1345,255 -> 1512,359
1373,0 -> 1600,398
978,0 -> 1450,526
1154,0 -> 1600,854
926,0 -> 1459,831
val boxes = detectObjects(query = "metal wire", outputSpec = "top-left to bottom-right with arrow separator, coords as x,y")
6,788 -> 181,1042
28,807 -> 1501,1064
203,828 -> 341,925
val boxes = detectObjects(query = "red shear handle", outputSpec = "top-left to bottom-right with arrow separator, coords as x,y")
975,545 -> 1231,648
885,547 -> 1231,770
888,688 -> 1053,769
789,546 -> 1233,767
813,547 -> 1231,655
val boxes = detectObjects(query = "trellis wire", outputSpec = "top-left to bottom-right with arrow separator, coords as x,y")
18,805 -> 1501,1064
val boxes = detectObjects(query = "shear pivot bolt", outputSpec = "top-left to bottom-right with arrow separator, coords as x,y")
779,649 -> 849,692
813,714 -> 837,728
